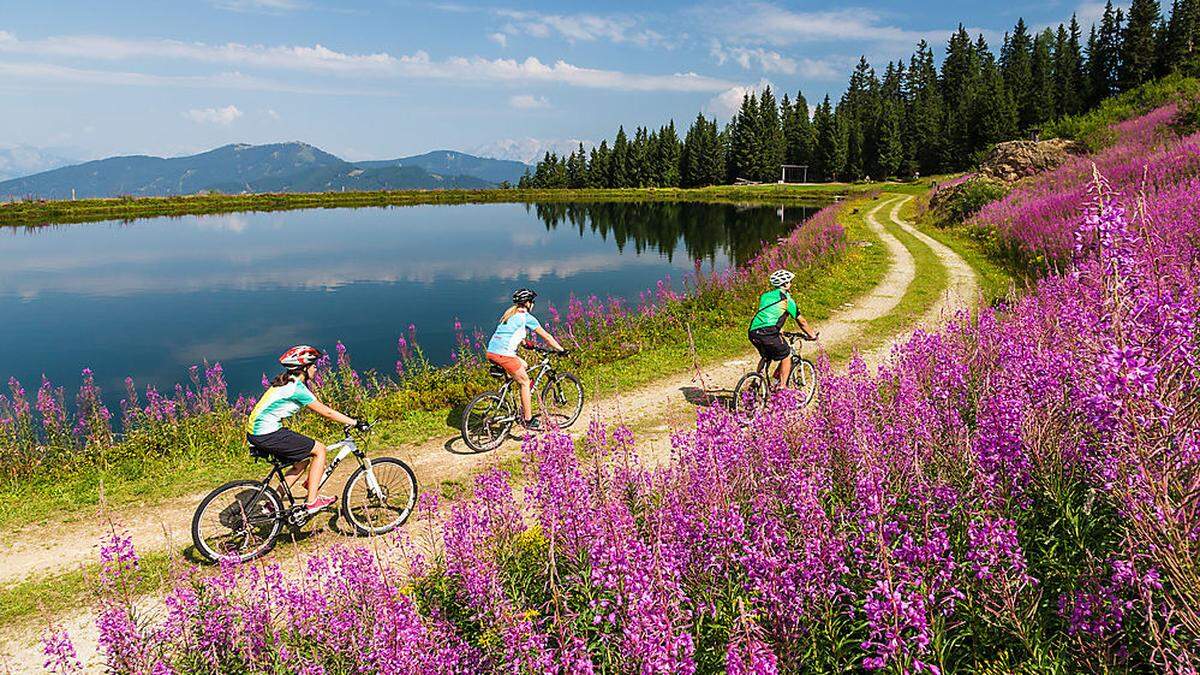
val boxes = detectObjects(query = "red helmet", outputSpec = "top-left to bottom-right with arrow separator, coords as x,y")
279,345 -> 323,370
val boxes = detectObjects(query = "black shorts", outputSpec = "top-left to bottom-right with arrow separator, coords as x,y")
247,429 -> 316,464
749,329 -> 791,361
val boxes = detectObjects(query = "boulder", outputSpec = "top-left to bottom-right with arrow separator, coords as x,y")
978,138 -> 1086,183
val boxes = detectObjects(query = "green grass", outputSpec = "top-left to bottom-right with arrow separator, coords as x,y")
0,182 -> 907,229
3,188 -> 1004,634
0,550 -> 171,632
824,194 -> 947,362
0,192 -> 897,535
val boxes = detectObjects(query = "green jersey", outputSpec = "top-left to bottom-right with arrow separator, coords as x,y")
749,288 -> 798,332
245,380 -> 316,435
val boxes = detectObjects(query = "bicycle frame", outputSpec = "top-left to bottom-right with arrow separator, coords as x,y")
256,433 -> 380,509
754,333 -> 807,376
492,354 -> 557,420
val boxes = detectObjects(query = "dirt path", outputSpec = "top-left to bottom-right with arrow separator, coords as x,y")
1,193 -> 976,672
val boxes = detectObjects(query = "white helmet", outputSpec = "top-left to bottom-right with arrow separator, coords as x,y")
769,269 -> 795,288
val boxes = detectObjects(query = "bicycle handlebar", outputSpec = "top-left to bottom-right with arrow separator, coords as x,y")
782,331 -> 819,341
528,344 -> 568,356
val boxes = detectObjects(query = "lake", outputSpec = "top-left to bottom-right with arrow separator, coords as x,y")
0,201 -> 818,410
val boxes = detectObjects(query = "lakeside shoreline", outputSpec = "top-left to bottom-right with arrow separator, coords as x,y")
0,182 -> 906,228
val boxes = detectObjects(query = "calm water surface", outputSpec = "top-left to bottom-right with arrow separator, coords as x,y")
0,201 -> 818,409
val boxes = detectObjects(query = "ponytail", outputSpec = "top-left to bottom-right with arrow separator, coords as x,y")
270,369 -> 302,387
499,303 -> 527,323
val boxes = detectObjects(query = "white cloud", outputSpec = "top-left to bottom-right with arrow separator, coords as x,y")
495,9 -> 670,48
705,79 -> 774,119
471,138 -> 594,164
489,32 -> 508,48
0,31 -> 735,92
265,108 -> 281,120
184,105 -> 243,125
1075,1 -> 1128,28
509,94 -> 550,109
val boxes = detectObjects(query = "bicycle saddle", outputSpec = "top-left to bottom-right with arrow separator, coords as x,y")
487,364 -> 508,379
248,445 -> 280,462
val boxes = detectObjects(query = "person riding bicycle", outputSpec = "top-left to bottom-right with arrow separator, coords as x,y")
748,269 -> 817,389
485,288 -> 566,431
245,345 -> 366,514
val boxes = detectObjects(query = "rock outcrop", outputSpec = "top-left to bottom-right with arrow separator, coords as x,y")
978,139 -> 1087,183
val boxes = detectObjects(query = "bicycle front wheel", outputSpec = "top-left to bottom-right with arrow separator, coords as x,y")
732,371 -> 769,422
789,358 -> 818,407
541,372 -> 584,428
191,480 -> 283,563
342,457 -> 418,536
461,390 -> 515,452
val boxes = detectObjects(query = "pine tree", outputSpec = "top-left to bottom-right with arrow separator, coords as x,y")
876,97 -> 905,178
729,93 -> 761,181
783,90 -> 815,168
1164,0 -> 1200,70
812,95 -> 838,181
971,39 -> 1018,151
1090,2 -> 1124,104
907,41 -> 944,175
656,121 -> 681,187
943,26 -> 981,162
1055,16 -> 1087,116
1029,29 -> 1058,128
1003,18 -> 1036,130
1121,0 -> 1163,89
610,126 -> 630,188
757,86 -> 785,181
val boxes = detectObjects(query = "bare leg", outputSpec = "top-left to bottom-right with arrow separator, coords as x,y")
513,366 -> 533,421
777,357 -> 793,389
305,442 -> 327,505
283,459 -> 310,497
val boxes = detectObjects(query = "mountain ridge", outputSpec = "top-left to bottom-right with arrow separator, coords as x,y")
0,142 -> 528,199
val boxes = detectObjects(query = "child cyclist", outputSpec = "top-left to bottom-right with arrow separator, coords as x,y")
245,345 -> 368,513
748,269 -> 818,389
485,288 -> 566,431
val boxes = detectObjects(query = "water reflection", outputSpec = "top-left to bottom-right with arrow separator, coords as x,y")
0,201 -> 819,408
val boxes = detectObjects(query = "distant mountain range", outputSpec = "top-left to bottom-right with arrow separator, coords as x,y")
0,146 -> 79,182
0,143 -> 531,199
471,138 -> 596,165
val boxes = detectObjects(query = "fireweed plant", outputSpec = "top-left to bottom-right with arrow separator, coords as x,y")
0,205 -> 846,485
39,103 -> 1200,672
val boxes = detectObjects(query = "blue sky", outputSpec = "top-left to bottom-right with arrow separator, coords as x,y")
0,0 -> 1120,163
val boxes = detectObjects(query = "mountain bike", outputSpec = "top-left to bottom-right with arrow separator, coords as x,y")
733,331 -> 819,421
460,345 -> 584,452
190,424 -> 417,563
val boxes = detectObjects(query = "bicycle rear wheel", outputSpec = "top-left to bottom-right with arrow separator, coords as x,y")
732,371 -> 769,422
789,358 -> 818,407
461,390 -> 515,452
191,480 -> 283,563
541,372 -> 584,428
342,457 -> 418,536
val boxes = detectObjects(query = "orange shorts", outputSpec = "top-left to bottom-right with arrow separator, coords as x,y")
486,352 -> 526,375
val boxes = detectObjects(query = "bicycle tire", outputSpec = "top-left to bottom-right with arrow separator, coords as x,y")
341,457 -> 418,536
789,358 -> 818,407
461,390 -> 515,452
541,371 -> 584,428
191,480 -> 283,564
732,371 -> 769,421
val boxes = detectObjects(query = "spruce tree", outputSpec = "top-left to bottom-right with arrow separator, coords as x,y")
876,97 -> 905,178
812,95 -> 837,181
610,127 -> 630,188
1090,2 -> 1124,104
757,86 -> 785,181
1003,18 -> 1035,130
1121,0 -> 1163,89
1165,0 -> 1200,70
657,121 -> 681,187
783,90 -> 815,168
1029,29 -> 1058,128
907,41 -> 944,175
729,93 -> 761,181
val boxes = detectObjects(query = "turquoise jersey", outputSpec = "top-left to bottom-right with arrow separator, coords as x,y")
748,289 -> 798,332
487,310 -> 542,356
245,380 -> 316,435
